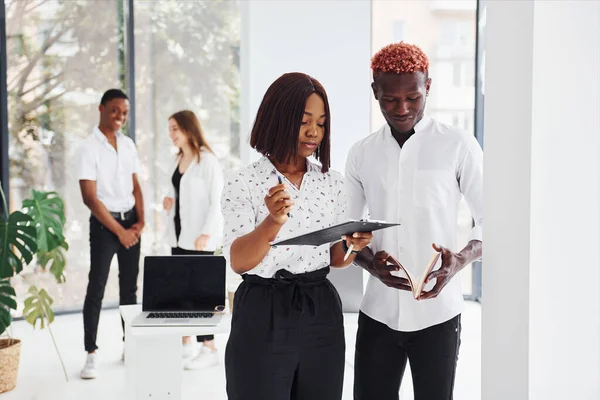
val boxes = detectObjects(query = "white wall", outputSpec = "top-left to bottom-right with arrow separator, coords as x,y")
529,1 -> 600,397
481,2 -> 534,396
482,1 -> 600,399
240,0 -> 372,173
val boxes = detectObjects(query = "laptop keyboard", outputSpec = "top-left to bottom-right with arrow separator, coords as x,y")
147,312 -> 214,319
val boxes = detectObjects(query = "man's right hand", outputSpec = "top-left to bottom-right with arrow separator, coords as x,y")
118,229 -> 139,249
163,197 -> 175,211
366,250 -> 412,291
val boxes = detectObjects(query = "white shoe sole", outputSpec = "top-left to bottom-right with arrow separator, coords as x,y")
183,357 -> 219,370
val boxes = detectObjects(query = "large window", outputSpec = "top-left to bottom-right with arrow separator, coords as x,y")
371,0 -> 478,298
4,0 -> 241,313
5,0 -> 123,312
133,0 -> 241,290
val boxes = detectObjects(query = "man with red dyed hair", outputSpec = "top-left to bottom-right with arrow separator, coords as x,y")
346,42 -> 484,399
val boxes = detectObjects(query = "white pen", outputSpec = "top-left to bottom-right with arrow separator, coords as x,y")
343,243 -> 354,261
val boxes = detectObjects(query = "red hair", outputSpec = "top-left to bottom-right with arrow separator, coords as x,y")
371,42 -> 429,77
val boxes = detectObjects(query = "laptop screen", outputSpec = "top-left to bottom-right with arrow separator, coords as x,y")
142,256 -> 226,312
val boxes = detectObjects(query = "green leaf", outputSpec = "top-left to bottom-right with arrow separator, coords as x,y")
0,312 -> 10,337
23,285 -> 54,329
37,241 -> 69,284
0,211 -> 38,279
0,279 -> 17,336
22,190 -> 66,253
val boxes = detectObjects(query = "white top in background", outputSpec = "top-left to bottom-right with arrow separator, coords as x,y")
166,149 -> 224,252
77,127 -> 140,212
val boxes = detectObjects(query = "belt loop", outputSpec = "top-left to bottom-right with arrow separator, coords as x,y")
120,212 -> 125,220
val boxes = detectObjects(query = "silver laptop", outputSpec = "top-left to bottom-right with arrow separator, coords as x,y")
131,255 -> 226,327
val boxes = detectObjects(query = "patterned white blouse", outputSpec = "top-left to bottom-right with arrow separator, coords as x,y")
221,156 -> 347,278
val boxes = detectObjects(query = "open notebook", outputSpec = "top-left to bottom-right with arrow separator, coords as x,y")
388,252 -> 442,299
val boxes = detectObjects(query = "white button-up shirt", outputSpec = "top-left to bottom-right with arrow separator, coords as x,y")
222,156 -> 347,278
77,127 -> 140,212
346,116 -> 483,332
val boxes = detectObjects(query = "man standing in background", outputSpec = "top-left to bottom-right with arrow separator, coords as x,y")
77,89 -> 144,379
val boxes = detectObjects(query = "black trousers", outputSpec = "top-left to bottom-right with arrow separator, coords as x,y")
354,311 -> 461,400
225,267 -> 345,400
171,246 -> 215,343
83,215 -> 141,352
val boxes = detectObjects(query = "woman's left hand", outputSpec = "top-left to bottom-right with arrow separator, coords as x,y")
342,231 -> 373,253
194,234 -> 210,251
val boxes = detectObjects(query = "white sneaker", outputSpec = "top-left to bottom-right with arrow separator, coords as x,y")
80,353 -> 98,379
182,342 -> 196,359
183,348 -> 219,370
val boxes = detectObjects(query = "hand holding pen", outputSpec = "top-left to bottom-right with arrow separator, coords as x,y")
341,232 -> 373,261
277,176 -> 292,218
264,176 -> 293,225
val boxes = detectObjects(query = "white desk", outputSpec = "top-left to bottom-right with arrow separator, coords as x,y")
121,304 -> 360,400
120,304 -> 231,400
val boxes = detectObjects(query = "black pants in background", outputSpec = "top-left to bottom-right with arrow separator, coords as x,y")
354,311 -> 461,400
171,246 -> 215,343
83,215 -> 140,352
225,267 -> 345,400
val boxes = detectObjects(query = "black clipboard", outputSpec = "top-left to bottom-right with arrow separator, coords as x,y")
271,220 -> 400,247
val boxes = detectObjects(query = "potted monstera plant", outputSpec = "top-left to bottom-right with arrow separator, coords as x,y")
0,186 -> 69,393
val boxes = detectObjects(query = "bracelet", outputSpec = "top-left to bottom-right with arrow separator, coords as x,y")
341,240 -> 359,254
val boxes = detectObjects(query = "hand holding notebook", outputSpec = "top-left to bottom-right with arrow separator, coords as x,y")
388,251 -> 442,300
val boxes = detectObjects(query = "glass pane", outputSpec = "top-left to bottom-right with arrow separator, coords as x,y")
133,0 -> 241,305
5,0 -> 123,313
371,0 -> 477,297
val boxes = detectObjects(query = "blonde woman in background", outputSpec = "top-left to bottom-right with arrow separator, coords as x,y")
163,110 -> 224,370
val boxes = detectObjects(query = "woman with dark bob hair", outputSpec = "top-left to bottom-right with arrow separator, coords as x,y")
222,72 -> 373,400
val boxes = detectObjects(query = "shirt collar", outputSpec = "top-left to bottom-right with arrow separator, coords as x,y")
381,114 -> 432,139
93,126 -> 122,143
255,155 -> 321,177
413,115 -> 432,133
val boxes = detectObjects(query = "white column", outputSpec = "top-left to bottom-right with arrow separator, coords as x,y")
482,1 -> 600,399
240,0 -> 372,172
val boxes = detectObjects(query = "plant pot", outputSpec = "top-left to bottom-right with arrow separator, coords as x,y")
0,338 -> 21,394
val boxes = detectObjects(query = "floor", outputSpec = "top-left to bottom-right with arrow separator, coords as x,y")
2,302 -> 481,400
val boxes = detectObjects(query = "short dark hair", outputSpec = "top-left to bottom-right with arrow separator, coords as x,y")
249,73 -> 331,173
100,89 -> 129,105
